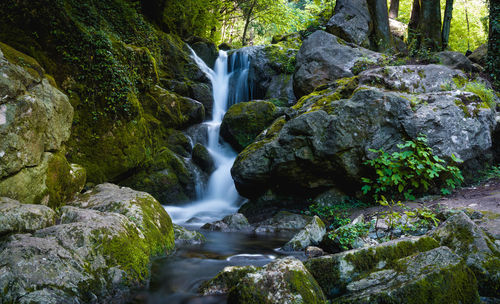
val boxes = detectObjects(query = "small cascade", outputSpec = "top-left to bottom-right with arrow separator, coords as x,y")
165,48 -> 252,225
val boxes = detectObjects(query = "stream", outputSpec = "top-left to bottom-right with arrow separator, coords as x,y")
132,48 -> 289,303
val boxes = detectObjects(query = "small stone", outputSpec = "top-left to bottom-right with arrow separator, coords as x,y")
305,246 -> 324,258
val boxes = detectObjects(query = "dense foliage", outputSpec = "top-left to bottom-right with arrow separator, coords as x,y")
362,135 -> 464,201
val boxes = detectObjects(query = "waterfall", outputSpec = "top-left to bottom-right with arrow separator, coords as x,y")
164,49 -> 252,225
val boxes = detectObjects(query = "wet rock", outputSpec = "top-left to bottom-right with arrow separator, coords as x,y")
282,216 -> 326,251
221,100 -> 284,151
199,265 -> 259,296
305,236 -> 440,298
326,0 -> 371,47
227,257 -> 327,304
333,247 -> 480,304
201,213 -> 252,232
306,246 -> 324,258
254,211 -> 313,233
173,224 -> 206,245
192,143 -> 215,173
293,30 -> 381,98
430,212 -> 500,297
188,37 -> 218,68
437,51 -> 476,72
0,197 -> 56,235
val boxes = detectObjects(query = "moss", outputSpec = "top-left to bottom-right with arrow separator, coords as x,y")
305,257 -> 343,298
0,42 -> 44,79
46,152 -> 85,209
263,44 -> 297,74
286,270 -> 327,304
344,237 -> 440,273
199,266 -> 258,295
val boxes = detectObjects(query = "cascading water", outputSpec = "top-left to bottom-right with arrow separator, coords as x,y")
164,49 -> 252,225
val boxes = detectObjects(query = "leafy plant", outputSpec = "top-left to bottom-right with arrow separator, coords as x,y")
463,81 -> 498,110
362,134 -> 464,201
327,221 -> 370,251
305,198 -> 366,229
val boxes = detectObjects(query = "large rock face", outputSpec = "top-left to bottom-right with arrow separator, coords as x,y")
221,100 -> 284,151
0,45 -> 73,179
202,257 -> 327,304
326,0 -> 371,48
0,45 -> 85,208
293,30 -> 381,98
0,197 -> 56,235
0,184 -> 175,303
232,66 -> 497,200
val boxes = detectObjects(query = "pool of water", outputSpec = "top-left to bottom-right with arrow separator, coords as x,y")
130,229 -> 297,304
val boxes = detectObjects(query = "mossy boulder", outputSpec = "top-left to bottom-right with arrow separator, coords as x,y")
332,247 -> 480,304
201,213 -> 252,232
192,143 -> 215,173
0,197 -> 57,236
227,257 -> 327,304
199,265 -> 259,296
0,183 -> 175,303
120,148 -> 196,205
282,216 -> 326,251
430,212 -> 500,297
0,152 -> 86,208
173,224 -> 206,246
305,236 -> 440,299
221,101 -> 283,151
0,44 -> 73,179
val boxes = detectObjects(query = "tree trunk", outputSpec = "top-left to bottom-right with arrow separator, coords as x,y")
241,0 -> 256,46
366,0 -> 392,51
488,0 -> 499,88
442,0 -> 454,50
408,0 -> 442,52
389,0 -> 400,19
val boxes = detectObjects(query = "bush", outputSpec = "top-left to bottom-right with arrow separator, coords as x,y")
362,135 -> 464,201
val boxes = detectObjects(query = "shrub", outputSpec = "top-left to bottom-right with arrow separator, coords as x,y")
362,134 -> 464,201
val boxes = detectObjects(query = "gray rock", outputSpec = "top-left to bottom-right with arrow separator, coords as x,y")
326,0 -> 371,47
0,197 -> 56,235
192,143 -> 215,173
201,213 -> 252,232
334,247 -> 480,303
389,18 -> 407,40
293,30 -> 381,98
254,211 -> 313,233
0,184 -> 175,303
199,265 -> 259,296
306,246 -> 324,258
0,48 -> 73,179
468,43 -> 488,66
173,224 -> 206,245
282,216 -> 326,251
430,212 -> 500,297
227,257 -> 327,304
305,236 -> 441,298
437,51 -> 476,72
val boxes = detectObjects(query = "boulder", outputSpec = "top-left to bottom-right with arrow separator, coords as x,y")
232,71 -> 496,200
199,265 -> 259,296
430,212 -> 500,297
0,184 -> 175,303
0,45 -> 73,179
227,257 -> 327,304
192,143 -> 215,173
254,211 -> 313,233
236,45 -> 298,105
188,37 -> 218,68
68,183 -> 175,256
0,198 -> 56,235
468,43 -> 488,66
437,51 -> 476,72
293,30 -> 381,98
333,247 -> 480,304
173,224 -> 206,245
201,213 -> 252,232
389,18 -> 407,40
326,0 -> 371,48
0,152 -> 87,207
282,216 -> 326,251
305,236 -> 441,299
220,100 -> 284,151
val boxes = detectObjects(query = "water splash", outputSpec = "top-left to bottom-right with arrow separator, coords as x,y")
165,48 -> 251,225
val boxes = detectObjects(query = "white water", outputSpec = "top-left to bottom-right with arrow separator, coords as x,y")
164,49 -> 251,225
